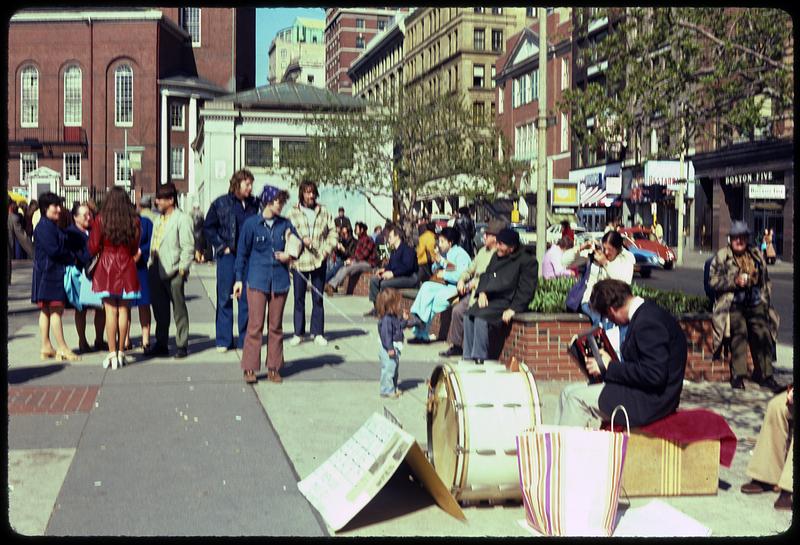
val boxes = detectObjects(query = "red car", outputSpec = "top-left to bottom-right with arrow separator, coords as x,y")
619,227 -> 676,270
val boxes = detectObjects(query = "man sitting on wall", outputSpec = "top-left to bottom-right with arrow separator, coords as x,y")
461,228 -> 537,362
364,225 -> 418,317
325,222 -> 378,295
556,279 -> 688,429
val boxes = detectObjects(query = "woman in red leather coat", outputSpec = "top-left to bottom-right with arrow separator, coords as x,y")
88,187 -> 142,370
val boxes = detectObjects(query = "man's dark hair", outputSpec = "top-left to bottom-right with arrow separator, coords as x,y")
458,206 -> 470,216
438,226 -> 459,245
228,169 -> 254,194
602,230 -> 624,251
38,192 -> 63,214
386,224 -> 403,240
298,179 -> 319,203
355,221 -> 367,234
589,279 -> 632,317
338,207 -> 345,213
156,182 -> 178,202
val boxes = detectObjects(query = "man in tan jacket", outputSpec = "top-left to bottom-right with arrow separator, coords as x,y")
145,182 -> 195,359
286,180 -> 338,346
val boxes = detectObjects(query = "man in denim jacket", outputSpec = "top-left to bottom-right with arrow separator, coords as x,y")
203,169 -> 260,352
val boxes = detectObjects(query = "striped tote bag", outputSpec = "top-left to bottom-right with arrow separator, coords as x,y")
516,407 -> 629,536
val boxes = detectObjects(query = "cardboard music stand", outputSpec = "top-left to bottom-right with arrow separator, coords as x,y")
297,413 -> 465,532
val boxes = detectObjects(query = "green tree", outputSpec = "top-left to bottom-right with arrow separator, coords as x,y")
286,87 -> 523,239
561,7 -> 792,164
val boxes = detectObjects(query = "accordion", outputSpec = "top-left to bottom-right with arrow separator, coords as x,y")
567,326 -> 619,384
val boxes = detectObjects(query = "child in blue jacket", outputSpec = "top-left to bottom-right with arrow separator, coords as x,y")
375,288 -> 414,398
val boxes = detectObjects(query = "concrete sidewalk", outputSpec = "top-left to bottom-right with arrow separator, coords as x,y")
6,259 -> 794,537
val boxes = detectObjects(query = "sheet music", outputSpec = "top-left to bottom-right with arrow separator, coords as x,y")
606,326 -> 621,358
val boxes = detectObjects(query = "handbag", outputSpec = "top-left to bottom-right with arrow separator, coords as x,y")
516,406 -> 630,537
84,253 -> 100,280
63,265 -> 83,311
565,259 -> 592,312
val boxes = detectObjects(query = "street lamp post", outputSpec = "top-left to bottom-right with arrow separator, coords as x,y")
535,7 -> 548,277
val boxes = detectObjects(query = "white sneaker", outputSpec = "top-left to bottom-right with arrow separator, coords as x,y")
216,346 -> 229,353
314,335 -> 328,346
428,334 -> 437,342
289,336 -> 303,346
111,354 -> 119,370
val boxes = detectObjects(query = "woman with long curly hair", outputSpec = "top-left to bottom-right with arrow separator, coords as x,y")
88,187 -> 142,369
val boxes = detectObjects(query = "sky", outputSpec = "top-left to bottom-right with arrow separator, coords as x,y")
256,7 -> 326,87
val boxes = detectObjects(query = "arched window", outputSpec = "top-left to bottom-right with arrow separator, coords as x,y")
64,65 -> 82,126
115,64 -> 133,126
21,65 -> 38,127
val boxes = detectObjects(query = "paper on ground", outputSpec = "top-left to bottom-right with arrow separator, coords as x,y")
297,412 -> 464,532
517,499 -> 711,537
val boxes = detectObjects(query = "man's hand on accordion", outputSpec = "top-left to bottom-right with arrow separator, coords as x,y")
587,348 -> 614,378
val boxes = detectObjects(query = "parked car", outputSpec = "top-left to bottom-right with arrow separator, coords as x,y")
622,239 -> 662,278
619,227 -> 675,270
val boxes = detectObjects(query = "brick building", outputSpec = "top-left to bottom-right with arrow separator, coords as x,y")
325,7 -> 408,95
7,7 -> 255,206
494,8 -> 574,221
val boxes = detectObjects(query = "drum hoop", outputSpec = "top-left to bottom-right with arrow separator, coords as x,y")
448,367 -> 469,494
518,361 -> 543,427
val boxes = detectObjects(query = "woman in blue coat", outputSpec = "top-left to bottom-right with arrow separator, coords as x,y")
233,185 -> 302,384
32,192 -> 80,361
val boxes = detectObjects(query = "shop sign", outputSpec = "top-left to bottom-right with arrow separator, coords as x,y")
725,171 -> 774,185
605,176 -> 622,194
551,179 -> 579,207
554,207 -> 575,214
584,173 -> 603,188
749,184 -> 785,200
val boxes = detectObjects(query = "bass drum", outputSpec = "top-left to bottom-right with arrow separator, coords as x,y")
426,360 -> 542,503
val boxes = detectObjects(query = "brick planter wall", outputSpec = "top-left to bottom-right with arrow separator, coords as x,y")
338,276 -> 753,383
497,312 -> 751,382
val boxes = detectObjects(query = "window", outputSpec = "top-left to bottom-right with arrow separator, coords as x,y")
64,65 -> 82,126
21,66 -> 38,127
115,152 -> 131,185
491,8 -> 503,15
114,64 -> 133,126
356,36 -> 365,48
356,18 -> 364,29
171,146 -> 185,179
491,65 -> 496,87
244,139 -> 273,168
378,18 -> 387,31
20,152 -> 38,184
64,153 -> 81,184
498,86 -> 504,114
473,28 -> 485,51
526,7 -> 535,17
473,102 -> 485,125
473,8 -> 485,14
307,74 -> 315,84
281,49 -> 287,58
561,57 -> 569,90
170,103 -> 185,131
491,29 -> 503,52
280,139 -> 309,168
473,64 -> 485,88
561,112 -> 569,152
512,79 -> 519,108
181,8 -> 201,46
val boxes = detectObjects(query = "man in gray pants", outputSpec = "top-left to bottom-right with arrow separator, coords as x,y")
439,219 -> 505,357
145,183 -> 195,359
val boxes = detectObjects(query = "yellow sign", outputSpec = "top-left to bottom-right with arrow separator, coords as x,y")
551,180 -> 579,207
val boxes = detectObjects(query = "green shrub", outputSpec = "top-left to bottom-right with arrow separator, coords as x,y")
528,277 -> 711,315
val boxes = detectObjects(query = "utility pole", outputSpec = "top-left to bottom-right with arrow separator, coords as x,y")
676,118 -> 685,266
535,7 -> 548,276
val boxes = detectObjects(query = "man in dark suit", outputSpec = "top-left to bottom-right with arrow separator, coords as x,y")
556,278 -> 687,428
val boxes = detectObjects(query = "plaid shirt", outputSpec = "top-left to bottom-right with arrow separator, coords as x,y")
286,203 -> 338,272
353,233 -> 378,267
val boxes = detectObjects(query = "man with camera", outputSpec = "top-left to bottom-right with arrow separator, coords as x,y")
557,279 -> 687,429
